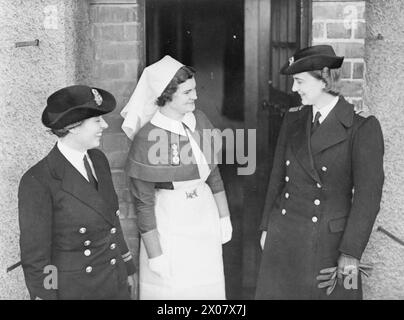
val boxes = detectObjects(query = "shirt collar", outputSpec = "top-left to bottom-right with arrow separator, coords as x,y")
57,140 -> 87,166
312,95 -> 339,123
150,110 -> 196,136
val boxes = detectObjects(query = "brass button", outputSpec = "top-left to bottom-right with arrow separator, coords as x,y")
285,176 -> 289,182
312,216 -> 318,223
110,243 -> 116,250
84,240 -> 91,247
322,166 -> 327,172
115,210 -> 120,217
281,209 -> 286,215
285,192 -> 290,199
314,199 -> 320,206
110,228 -> 117,234
85,266 -> 92,273
286,160 -> 290,166
110,258 -> 116,265
79,227 -> 86,234
316,183 -> 322,189
84,249 -> 91,257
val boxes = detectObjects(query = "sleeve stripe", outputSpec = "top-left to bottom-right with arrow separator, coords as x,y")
122,252 -> 132,259
123,255 -> 132,262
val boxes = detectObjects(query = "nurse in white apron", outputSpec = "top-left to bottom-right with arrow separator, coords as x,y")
120,55 -> 233,300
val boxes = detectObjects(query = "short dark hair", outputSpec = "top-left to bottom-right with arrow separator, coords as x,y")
308,67 -> 341,96
156,66 -> 196,107
49,121 -> 83,137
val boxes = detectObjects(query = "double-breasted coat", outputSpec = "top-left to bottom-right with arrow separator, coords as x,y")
255,97 -> 384,299
18,145 -> 135,300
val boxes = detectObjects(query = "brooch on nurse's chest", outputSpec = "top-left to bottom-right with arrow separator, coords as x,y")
171,143 -> 180,166
186,189 -> 198,199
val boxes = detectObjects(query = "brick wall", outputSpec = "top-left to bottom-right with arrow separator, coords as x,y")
89,0 -> 145,275
1,0 -> 95,299
312,0 -> 365,110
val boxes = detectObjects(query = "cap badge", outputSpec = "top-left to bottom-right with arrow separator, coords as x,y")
92,89 -> 103,106
288,56 -> 294,66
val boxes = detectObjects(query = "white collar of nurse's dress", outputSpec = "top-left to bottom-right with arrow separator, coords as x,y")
150,110 -> 196,136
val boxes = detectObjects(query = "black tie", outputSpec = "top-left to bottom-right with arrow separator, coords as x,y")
83,155 -> 98,190
311,111 -> 321,134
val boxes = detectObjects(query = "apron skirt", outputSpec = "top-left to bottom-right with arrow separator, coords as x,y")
139,181 -> 226,300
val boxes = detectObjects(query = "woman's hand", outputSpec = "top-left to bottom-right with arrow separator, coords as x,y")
220,216 -> 233,244
260,231 -> 267,250
213,191 -> 232,244
149,254 -> 170,279
337,253 -> 359,285
142,230 -> 170,278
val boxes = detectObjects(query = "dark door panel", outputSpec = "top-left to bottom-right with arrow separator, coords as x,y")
242,0 -> 311,299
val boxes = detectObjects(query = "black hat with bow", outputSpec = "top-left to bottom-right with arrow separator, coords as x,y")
280,45 -> 344,75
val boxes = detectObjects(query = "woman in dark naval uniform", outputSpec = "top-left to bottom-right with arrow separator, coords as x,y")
18,85 -> 136,299
256,45 -> 384,300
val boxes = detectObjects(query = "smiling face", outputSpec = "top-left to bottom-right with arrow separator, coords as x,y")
292,72 -> 326,106
70,115 -> 108,150
161,77 -> 197,119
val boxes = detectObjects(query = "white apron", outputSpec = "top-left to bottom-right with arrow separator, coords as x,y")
139,128 -> 225,300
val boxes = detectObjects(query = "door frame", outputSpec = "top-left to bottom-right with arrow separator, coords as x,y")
242,0 -> 312,298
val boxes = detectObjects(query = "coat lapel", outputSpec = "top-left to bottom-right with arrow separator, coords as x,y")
310,96 -> 354,156
47,145 -> 115,225
290,107 -> 322,184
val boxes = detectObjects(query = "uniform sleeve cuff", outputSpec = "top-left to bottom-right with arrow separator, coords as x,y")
122,252 -> 136,275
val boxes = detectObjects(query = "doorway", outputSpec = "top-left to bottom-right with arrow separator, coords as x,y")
146,0 -> 245,299
145,0 -> 311,299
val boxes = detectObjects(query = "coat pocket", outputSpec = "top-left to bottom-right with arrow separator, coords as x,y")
328,216 -> 348,233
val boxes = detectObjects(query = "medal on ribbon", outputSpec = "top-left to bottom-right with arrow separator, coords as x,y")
171,143 -> 180,166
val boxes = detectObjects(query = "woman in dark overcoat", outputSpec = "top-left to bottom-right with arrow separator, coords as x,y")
18,85 -> 136,299
255,45 -> 384,300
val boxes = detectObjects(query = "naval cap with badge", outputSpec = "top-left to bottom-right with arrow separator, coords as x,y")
280,45 -> 344,75
41,85 -> 116,130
